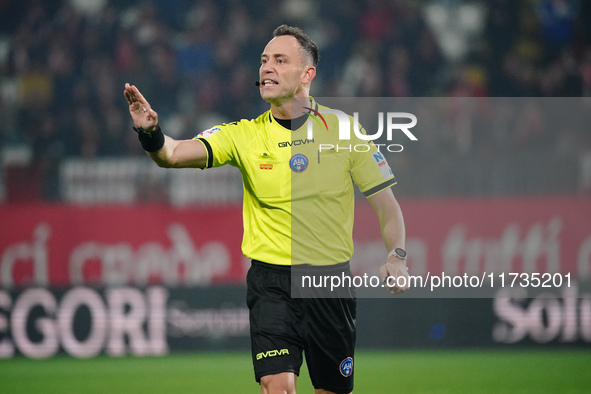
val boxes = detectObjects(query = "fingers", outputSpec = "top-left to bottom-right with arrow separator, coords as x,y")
380,263 -> 410,295
392,267 -> 410,294
124,89 -> 133,105
124,84 -> 138,108
123,83 -> 146,104
130,84 -> 148,106
123,83 -> 159,130
147,108 -> 158,124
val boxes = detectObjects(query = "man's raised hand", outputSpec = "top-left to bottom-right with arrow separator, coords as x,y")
123,83 -> 159,132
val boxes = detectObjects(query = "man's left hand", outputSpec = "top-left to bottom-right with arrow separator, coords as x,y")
379,257 -> 410,295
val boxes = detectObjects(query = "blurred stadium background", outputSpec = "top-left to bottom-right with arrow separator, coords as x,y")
1,0 -> 591,392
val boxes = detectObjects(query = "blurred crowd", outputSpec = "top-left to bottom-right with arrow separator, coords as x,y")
0,0 -> 590,201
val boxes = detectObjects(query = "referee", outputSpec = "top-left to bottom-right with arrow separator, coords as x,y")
124,25 -> 409,394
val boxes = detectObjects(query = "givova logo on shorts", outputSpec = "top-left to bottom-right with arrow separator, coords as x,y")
340,357 -> 353,377
256,348 -> 290,360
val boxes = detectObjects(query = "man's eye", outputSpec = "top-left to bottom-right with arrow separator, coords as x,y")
278,59 -> 285,64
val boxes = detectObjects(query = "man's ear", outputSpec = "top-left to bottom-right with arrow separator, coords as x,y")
301,66 -> 316,84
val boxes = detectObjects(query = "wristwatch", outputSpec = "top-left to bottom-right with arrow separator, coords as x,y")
388,248 -> 407,260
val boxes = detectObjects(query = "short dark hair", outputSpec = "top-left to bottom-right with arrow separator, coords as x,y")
273,24 -> 319,67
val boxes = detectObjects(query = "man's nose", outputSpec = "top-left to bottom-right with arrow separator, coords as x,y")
260,62 -> 273,74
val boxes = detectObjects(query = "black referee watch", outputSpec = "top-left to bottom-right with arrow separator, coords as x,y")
388,248 -> 407,260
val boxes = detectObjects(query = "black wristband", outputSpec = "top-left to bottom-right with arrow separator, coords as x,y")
134,124 -> 165,152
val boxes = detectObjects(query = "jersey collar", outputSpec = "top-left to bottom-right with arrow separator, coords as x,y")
268,96 -> 319,125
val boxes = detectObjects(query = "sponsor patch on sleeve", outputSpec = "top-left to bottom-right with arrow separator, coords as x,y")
195,127 -> 221,139
372,151 -> 393,179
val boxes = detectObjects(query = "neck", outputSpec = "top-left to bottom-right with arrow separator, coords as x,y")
270,94 -> 311,120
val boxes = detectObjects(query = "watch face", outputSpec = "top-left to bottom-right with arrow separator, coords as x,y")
395,248 -> 407,258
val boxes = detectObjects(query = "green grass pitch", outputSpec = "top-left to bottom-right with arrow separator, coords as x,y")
1,349 -> 590,393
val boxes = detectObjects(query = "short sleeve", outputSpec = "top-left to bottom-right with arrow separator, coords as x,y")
349,130 -> 397,198
193,124 -> 238,168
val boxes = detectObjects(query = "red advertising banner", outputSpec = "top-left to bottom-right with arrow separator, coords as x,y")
0,204 -> 245,288
352,196 -> 591,281
1,197 -> 590,289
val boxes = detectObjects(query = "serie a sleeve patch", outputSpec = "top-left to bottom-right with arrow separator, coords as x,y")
194,127 -> 221,139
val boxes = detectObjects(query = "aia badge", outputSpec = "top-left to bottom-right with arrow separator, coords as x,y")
340,357 -> 353,377
290,154 -> 308,172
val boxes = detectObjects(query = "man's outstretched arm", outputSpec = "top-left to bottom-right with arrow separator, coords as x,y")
123,83 -> 207,169
367,188 -> 410,294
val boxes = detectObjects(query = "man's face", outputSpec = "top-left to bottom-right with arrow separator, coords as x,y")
259,35 -> 308,104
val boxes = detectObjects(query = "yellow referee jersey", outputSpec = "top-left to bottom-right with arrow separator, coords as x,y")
195,97 -> 396,266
